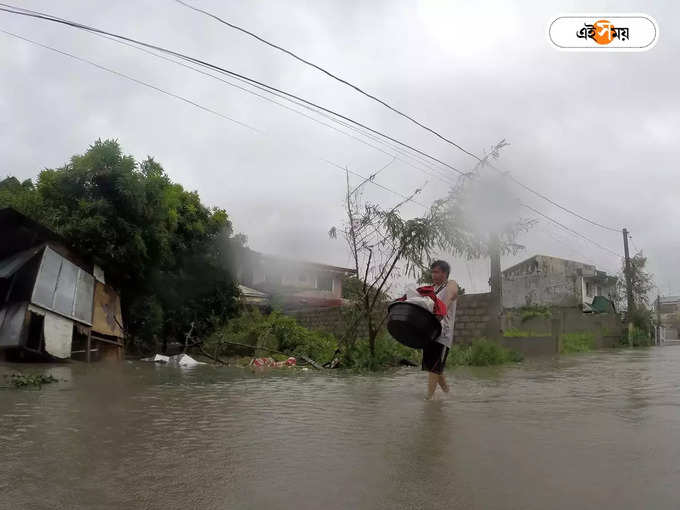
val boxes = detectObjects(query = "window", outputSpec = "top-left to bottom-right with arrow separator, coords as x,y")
316,273 -> 333,292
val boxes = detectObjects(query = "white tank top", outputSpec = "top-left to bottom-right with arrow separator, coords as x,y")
435,282 -> 456,348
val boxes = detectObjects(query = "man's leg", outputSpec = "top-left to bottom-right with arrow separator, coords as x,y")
438,374 -> 450,393
426,372 -> 438,400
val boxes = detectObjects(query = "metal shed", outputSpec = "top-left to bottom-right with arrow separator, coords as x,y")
0,208 -> 124,361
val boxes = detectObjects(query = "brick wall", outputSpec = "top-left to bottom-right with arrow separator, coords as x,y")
453,293 -> 492,344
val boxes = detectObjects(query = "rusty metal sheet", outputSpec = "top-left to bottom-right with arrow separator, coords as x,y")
92,282 -> 124,338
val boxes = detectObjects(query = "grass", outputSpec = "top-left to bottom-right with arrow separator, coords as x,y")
448,339 -> 523,367
560,332 -> 595,354
503,328 -> 547,338
618,327 -> 654,347
518,305 -> 552,323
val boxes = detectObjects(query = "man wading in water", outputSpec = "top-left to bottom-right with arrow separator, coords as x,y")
424,260 -> 459,400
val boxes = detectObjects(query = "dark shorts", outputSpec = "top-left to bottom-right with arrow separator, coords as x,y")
422,341 -> 449,375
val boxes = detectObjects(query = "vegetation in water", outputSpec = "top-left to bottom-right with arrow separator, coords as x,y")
5,373 -> 58,389
560,332 -> 595,353
448,339 -> 523,367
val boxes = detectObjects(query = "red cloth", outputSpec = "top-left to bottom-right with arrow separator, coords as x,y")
396,285 -> 447,318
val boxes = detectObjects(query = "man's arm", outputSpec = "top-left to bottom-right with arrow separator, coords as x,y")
445,280 -> 459,309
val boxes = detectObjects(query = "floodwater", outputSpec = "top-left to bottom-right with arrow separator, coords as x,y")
1,347 -> 680,510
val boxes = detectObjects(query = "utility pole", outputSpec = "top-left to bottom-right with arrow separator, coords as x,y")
488,232 -> 502,340
656,294 -> 662,345
622,228 -> 634,345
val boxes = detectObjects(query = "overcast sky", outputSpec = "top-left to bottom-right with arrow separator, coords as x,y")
1,0 -> 678,295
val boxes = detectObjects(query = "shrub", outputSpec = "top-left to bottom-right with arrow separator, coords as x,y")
519,305 -> 552,323
204,310 -> 339,364
560,332 -> 595,353
448,339 -> 522,367
344,334 -> 420,371
620,326 -> 653,347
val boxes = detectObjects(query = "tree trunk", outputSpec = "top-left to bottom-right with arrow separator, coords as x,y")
367,313 -> 376,357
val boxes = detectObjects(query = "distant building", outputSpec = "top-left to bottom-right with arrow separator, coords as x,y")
657,295 -> 680,340
236,250 -> 356,309
502,254 -> 617,310
0,208 -> 124,361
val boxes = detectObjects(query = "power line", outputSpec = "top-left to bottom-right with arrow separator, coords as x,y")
0,29 -> 259,133
532,220 -> 619,275
490,163 -> 621,233
173,0 -> 481,162
0,3 -> 469,179
629,234 -> 641,254
521,203 -> 623,258
1,28 -> 430,214
0,2 -> 625,240
171,0 -> 623,234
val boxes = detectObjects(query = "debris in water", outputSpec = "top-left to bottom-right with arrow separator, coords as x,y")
141,353 -> 205,366
250,357 -> 297,368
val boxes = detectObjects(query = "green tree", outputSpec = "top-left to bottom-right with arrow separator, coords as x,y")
330,141 -> 532,358
617,251 -> 654,337
0,139 -> 241,349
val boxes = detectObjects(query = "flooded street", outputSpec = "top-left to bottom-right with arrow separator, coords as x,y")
2,347 -> 680,510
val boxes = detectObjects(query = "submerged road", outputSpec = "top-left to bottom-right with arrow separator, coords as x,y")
1,346 -> 679,509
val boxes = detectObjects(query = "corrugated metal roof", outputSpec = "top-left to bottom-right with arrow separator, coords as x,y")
0,245 -> 43,278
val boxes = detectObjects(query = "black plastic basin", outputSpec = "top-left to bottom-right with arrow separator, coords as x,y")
386,301 -> 442,349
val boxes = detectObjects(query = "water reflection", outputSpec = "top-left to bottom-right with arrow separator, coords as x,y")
1,346 -> 680,509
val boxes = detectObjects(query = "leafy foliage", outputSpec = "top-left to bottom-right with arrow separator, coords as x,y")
448,339 -> 523,366
0,139 -> 241,348
619,327 -> 653,347
560,332 -> 595,353
205,310 -> 339,364
616,251 -> 655,338
518,304 -> 552,322
343,334 -> 420,371
330,142 -> 532,358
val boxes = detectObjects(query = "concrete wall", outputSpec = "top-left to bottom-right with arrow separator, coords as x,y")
502,255 -> 587,308
500,336 -> 557,357
503,306 -> 623,349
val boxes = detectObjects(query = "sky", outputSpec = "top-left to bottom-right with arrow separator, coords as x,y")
1,0 -> 678,296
